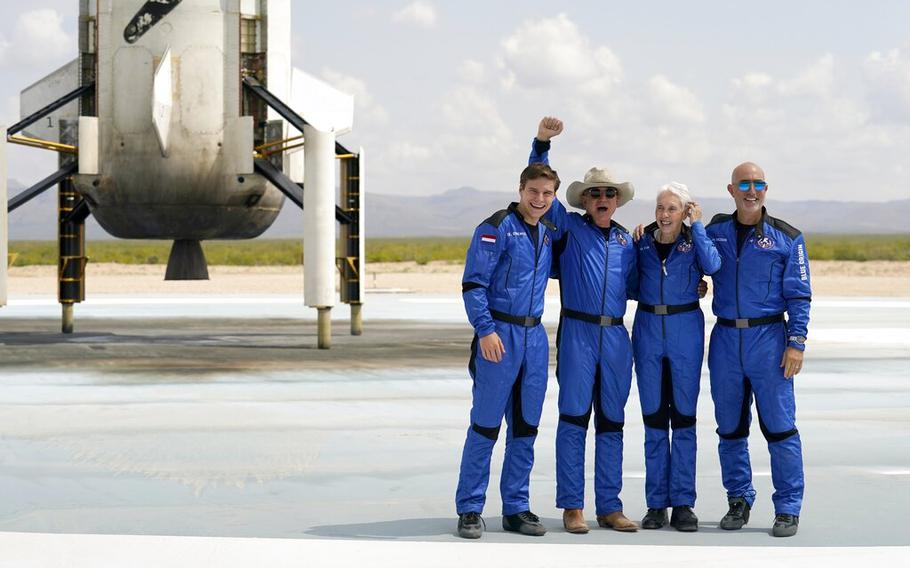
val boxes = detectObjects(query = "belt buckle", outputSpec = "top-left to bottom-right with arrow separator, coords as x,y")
735,318 -> 749,329
654,305 -> 669,316
599,315 -> 613,326
525,316 -> 536,327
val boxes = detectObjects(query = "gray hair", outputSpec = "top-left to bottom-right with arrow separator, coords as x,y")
656,181 -> 691,209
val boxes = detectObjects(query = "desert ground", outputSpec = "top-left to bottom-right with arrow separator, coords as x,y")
6,260 -> 910,297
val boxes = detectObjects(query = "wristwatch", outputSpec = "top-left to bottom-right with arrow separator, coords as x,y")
788,335 -> 806,345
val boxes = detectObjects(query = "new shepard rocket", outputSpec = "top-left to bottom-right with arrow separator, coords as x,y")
2,0 -> 365,348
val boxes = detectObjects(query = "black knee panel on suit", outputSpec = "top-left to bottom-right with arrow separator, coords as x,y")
512,367 -> 538,438
593,363 -> 624,434
560,408 -> 592,429
717,377 -> 752,440
670,408 -> 697,429
472,422 -> 501,441
595,414 -> 624,434
643,408 -> 669,430
757,408 -> 798,443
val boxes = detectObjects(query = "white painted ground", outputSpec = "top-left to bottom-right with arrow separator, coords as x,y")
1,294 -> 909,565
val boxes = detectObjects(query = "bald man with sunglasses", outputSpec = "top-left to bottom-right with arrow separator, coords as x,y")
705,162 -> 812,537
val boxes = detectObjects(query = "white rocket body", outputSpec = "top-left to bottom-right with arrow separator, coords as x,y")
70,0 -> 283,240
5,0 -> 357,316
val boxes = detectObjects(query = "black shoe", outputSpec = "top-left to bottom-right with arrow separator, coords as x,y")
457,512 -> 484,539
670,506 -> 699,532
772,514 -> 799,537
641,508 -> 668,529
502,511 -> 547,536
719,497 -> 751,530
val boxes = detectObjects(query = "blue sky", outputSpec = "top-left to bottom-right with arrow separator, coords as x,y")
2,1 -> 909,202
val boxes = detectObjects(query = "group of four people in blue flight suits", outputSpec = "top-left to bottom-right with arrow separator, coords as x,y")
455,117 -> 812,539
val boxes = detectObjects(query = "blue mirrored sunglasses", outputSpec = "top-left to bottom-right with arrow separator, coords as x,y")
738,180 -> 767,191
585,187 -> 618,198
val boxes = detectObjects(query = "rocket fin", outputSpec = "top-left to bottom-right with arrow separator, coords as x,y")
18,59 -> 80,143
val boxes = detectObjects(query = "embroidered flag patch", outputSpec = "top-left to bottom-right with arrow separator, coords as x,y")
481,234 -> 497,244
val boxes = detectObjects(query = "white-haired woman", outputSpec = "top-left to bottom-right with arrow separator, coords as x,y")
632,182 -> 721,531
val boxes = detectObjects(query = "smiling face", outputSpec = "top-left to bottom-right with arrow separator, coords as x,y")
655,191 -> 685,241
727,162 -> 767,223
582,187 -> 618,228
517,177 -> 557,224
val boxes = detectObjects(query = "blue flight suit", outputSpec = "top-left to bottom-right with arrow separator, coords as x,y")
706,209 -> 811,516
633,221 -> 721,510
455,202 -> 556,516
530,142 -> 639,515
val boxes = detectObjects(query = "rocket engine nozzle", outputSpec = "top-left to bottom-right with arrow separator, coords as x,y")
164,239 -> 209,280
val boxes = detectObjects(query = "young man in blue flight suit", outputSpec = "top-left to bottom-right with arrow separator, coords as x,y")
455,162 -> 560,539
706,161 -> 811,537
531,117 -> 641,534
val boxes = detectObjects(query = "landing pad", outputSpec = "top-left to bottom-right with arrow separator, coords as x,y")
1,294 -> 908,564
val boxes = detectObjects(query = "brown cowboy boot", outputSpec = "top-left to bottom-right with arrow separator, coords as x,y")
596,511 -> 639,532
562,508 -> 589,534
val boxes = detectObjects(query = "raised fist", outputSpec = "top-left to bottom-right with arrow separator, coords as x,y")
537,116 -> 564,142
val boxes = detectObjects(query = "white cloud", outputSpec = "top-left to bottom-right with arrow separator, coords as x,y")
437,85 -> 514,164
493,14 -> 712,170
13,9 -> 74,66
499,13 -> 623,95
388,141 -> 432,162
864,48 -> 910,122
320,68 -> 390,127
647,75 -> 706,125
777,53 -> 836,98
392,2 -> 437,29
458,60 -> 485,84
0,34 -> 9,64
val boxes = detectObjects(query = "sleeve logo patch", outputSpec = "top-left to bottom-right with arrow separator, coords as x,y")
480,234 -> 497,244
797,243 -> 808,281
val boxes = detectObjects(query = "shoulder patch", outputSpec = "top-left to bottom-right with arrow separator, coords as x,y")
767,215 -> 802,239
707,213 -> 734,228
481,208 -> 511,228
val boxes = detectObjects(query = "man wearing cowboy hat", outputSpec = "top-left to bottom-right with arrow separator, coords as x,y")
705,162 -> 811,537
529,116 -> 640,534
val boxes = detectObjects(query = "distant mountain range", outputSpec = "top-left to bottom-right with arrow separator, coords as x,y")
6,180 -> 909,240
